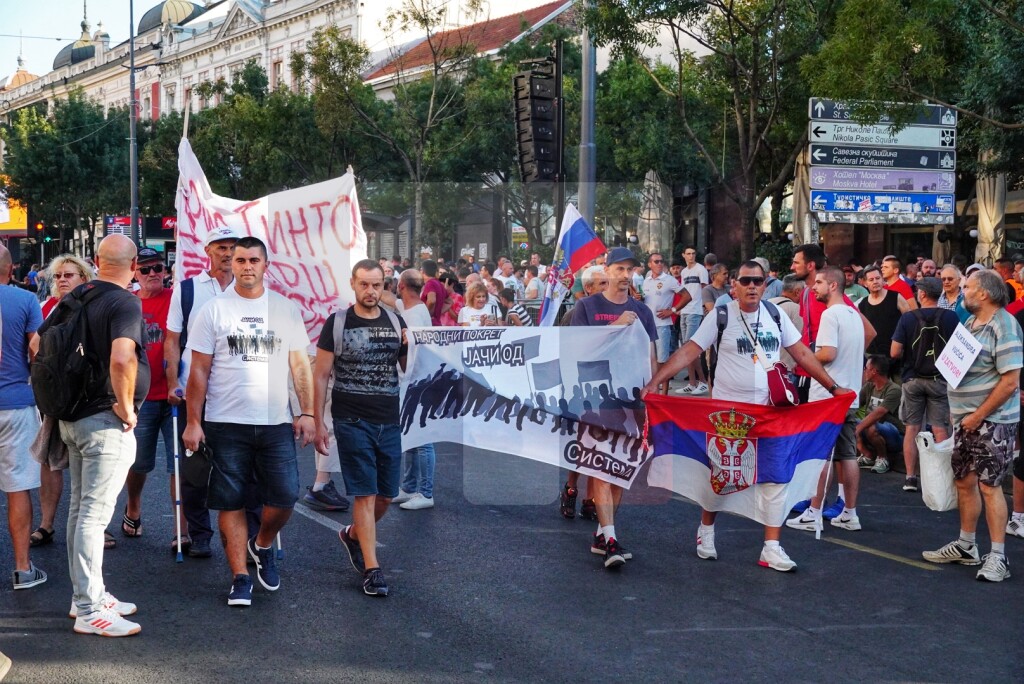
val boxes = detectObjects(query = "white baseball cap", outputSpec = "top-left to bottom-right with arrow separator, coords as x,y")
203,227 -> 242,247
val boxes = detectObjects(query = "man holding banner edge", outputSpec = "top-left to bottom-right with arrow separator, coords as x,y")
643,261 -> 854,572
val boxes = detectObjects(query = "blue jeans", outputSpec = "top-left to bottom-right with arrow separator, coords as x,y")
401,444 -> 435,499
205,422 -> 299,510
876,421 -> 904,453
131,400 -> 175,473
333,417 -> 402,498
59,410 -> 136,616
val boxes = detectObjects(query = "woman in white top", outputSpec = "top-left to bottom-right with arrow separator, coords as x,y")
458,283 -> 502,327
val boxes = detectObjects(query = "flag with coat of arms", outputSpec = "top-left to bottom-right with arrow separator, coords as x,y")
538,204 -> 606,326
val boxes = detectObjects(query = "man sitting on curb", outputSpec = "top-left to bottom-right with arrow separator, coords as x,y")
856,355 -> 905,474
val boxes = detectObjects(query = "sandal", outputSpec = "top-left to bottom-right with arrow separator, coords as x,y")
104,531 -> 116,550
171,535 -> 192,554
29,527 -> 55,547
121,510 -> 142,537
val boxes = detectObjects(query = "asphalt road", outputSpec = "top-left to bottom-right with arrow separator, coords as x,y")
2,439 -> 1023,683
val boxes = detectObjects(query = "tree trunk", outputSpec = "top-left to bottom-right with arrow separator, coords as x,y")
413,181 -> 423,261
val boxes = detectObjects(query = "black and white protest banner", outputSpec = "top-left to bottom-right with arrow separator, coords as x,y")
400,324 -> 654,487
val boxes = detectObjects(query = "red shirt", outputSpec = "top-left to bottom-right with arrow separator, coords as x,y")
138,288 -> 172,400
885,278 -> 915,302
420,278 -> 446,325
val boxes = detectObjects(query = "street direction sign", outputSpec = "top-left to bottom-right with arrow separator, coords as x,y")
809,98 -> 957,128
810,190 -> 954,215
814,211 -> 954,225
809,168 -> 955,193
808,144 -> 956,171
809,121 -> 955,149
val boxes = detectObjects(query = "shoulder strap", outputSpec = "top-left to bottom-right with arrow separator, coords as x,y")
715,304 -> 728,351
762,299 -> 783,330
801,286 -> 814,343
382,307 -> 403,341
179,278 -> 195,351
332,307 -> 349,358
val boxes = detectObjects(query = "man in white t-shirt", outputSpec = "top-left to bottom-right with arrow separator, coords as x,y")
163,226 -> 240,558
642,252 -> 687,394
644,261 -> 852,572
678,246 -> 710,394
182,236 -> 316,607
787,266 -> 865,533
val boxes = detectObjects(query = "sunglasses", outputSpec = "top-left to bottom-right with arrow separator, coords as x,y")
54,272 -> 81,280
737,276 -> 765,286
138,264 -> 165,275
650,259 -> 663,264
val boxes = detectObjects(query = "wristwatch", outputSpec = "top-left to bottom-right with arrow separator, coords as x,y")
828,383 -> 839,393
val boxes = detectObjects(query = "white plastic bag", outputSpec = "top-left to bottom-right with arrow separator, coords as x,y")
916,431 -> 957,511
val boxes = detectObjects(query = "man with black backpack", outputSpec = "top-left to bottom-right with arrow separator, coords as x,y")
891,276 -> 959,493
40,234 -> 149,636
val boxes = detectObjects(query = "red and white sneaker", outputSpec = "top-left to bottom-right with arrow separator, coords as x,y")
69,592 -> 137,619
73,607 -> 141,637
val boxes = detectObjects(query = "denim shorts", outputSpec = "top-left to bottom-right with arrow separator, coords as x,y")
131,400 -> 176,474
655,325 -> 675,363
875,420 -> 904,453
682,313 -> 703,342
205,422 -> 299,510
333,417 -> 402,498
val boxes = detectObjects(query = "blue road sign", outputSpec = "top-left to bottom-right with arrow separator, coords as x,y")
810,191 -> 954,215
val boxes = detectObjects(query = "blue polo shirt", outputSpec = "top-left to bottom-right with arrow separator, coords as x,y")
0,284 -> 43,409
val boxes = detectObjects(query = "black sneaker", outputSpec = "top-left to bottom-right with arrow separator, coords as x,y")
338,525 -> 365,574
247,536 -> 280,591
188,537 -> 213,558
303,481 -> 350,511
579,498 -> 598,521
604,538 -> 626,569
902,476 -> 920,492
363,568 -> 389,597
591,533 -> 632,560
227,574 -> 253,606
559,483 -> 577,519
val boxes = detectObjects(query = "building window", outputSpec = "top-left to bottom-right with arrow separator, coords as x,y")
166,87 -> 176,114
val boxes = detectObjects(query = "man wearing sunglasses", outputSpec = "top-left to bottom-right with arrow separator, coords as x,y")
122,248 -> 183,548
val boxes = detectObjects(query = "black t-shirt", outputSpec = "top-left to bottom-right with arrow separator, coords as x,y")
317,309 -> 408,424
69,281 -> 151,421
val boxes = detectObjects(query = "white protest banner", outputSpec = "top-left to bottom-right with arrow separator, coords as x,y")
175,138 -> 367,345
400,324 -> 653,487
936,323 -> 982,389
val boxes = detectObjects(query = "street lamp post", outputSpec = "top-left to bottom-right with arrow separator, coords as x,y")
128,0 -> 142,245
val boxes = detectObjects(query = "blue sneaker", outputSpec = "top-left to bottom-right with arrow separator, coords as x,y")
247,537 -> 280,591
227,574 -> 252,606
790,499 -> 811,515
822,497 -> 845,520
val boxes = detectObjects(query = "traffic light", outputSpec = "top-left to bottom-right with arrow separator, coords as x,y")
35,221 -> 43,233
514,64 -> 560,183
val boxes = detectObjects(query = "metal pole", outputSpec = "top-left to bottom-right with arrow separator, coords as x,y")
554,39 -> 565,231
578,10 -> 597,228
129,0 -> 141,246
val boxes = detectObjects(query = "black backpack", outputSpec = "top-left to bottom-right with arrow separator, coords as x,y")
908,308 -> 947,379
32,281 -> 116,418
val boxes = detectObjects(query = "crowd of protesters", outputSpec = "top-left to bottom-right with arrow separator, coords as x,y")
2,233 -> 1022,660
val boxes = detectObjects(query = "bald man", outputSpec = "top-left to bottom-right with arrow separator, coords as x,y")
47,235 -> 151,636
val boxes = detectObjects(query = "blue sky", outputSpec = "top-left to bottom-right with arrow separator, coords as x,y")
0,1 -> 137,80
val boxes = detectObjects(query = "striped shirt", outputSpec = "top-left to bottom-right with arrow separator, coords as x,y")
948,308 -> 1024,424
508,303 -> 534,327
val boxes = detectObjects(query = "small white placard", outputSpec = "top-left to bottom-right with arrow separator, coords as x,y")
936,323 -> 982,389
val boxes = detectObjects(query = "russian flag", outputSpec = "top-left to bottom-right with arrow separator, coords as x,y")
644,393 -> 853,526
538,204 -> 606,326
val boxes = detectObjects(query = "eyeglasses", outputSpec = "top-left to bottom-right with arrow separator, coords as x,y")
737,276 -> 765,286
53,272 -> 81,280
940,277 -> 957,282
650,259 -> 663,264
138,264 -> 165,275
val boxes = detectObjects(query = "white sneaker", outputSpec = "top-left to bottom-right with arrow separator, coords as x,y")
695,382 -> 709,394
976,553 -> 1011,582
73,607 -> 141,637
676,384 -> 697,395
391,489 -> 414,504
400,493 -> 434,510
68,592 -> 137,619
786,509 -> 821,532
696,526 -> 717,560
830,511 -> 862,531
1006,518 -> 1024,539
759,544 -> 797,572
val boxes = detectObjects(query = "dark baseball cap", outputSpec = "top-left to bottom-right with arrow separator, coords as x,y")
606,247 -> 640,267
916,276 -> 942,300
137,247 -> 161,264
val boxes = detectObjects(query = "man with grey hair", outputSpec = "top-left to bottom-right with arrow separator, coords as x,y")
754,257 -> 782,299
769,274 -> 805,373
938,264 -> 968,323
559,265 -> 607,327
922,269 -> 1022,582
891,277 -> 959,492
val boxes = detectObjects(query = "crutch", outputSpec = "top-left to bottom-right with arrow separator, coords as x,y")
276,532 -> 284,560
171,388 -> 184,563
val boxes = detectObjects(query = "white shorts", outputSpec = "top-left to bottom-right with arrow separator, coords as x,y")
0,407 -> 42,492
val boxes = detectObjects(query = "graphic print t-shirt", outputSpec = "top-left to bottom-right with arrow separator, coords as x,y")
139,288 -> 172,400
690,300 -> 801,404
187,288 -> 309,425
318,309 -> 408,424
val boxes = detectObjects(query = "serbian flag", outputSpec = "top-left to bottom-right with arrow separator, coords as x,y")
538,204 -> 605,326
644,393 -> 853,526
